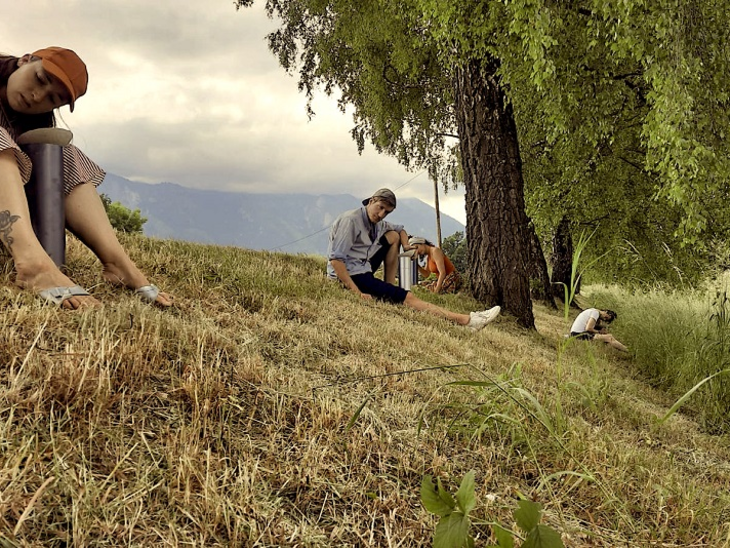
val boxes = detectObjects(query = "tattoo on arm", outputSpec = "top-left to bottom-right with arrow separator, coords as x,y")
0,210 -> 21,248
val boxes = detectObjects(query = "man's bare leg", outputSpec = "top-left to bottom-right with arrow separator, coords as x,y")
404,292 -> 470,325
383,230 -> 401,285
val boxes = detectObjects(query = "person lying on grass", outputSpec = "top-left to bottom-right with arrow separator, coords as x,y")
569,308 -> 628,352
0,46 -> 173,309
326,188 -> 500,331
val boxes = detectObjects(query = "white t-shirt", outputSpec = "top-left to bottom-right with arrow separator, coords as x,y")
570,308 -> 600,333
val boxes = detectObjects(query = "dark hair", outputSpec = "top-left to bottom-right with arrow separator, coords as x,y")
0,54 -> 56,136
0,55 -> 21,81
603,309 -> 617,322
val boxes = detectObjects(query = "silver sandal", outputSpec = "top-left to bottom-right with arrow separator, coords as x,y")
38,285 -> 90,306
134,284 -> 160,303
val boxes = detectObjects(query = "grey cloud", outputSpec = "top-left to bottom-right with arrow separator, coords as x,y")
0,0 -> 466,223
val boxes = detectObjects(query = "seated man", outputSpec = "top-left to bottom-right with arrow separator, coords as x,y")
569,308 -> 628,352
327,188 -> 500,331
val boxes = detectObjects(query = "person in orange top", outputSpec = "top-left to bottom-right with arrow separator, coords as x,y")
408,236 -> 462,294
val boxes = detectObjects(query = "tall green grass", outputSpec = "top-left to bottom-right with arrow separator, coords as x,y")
584,280 -> 730,434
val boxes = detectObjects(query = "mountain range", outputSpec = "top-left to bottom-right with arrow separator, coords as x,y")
99,174 -> 465,255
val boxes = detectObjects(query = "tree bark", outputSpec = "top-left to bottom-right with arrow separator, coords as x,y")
454,57 -> 535,328
550,216 -> 579,305
527,220 -> 556,307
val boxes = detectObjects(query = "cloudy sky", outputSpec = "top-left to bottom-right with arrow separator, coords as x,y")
2,0 -> 467,224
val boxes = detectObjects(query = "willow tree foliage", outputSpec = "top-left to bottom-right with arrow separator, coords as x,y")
510,0 -> 730,286
236,0 -> 730,324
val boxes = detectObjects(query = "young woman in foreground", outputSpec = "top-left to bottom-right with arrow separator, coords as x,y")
0,46 -> 172,308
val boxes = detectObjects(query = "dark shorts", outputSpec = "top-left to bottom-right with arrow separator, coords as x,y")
351,272 -> 408,304
368,235 -> 392,273
570,332 -> 595,341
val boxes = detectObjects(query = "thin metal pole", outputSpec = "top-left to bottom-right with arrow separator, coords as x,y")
433,177 -> 442,247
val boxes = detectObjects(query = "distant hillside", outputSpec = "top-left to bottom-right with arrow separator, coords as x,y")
99,174 -> 465,255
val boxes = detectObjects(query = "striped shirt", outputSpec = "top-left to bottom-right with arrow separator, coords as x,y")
0,106 -> 105,195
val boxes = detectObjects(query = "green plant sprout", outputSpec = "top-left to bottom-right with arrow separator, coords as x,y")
421,471 -> 565,548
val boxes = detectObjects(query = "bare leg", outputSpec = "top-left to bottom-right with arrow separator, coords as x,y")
383,230 -> 400,284
0,150 -> 98,309
63,183 -> 173,306
404,292 -> 470,325
594,333 -> 629,352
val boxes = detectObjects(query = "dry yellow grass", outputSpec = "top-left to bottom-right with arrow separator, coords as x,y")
0,233 -> 728,547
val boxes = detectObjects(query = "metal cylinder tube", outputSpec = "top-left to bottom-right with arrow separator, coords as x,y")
398,255 -> 419,290
20,142 -> 66,267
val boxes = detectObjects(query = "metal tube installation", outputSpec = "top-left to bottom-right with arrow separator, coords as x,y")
20,142 -> 66,267
398,255 -> 419,290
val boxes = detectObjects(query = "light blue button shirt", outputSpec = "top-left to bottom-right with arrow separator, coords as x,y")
327,206 -> 403,278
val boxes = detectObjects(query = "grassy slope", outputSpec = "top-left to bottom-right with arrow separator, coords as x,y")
1,234 -> 729,547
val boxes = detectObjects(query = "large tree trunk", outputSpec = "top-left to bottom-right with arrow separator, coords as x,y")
550,216 -> 579,305
454,57 -> 535,329
527,220 -> 557,308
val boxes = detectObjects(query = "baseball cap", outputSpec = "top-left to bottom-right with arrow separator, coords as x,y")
362,188 -> 397,208
32,47 -> 88,112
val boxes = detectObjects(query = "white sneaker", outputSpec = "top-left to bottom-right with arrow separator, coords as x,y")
481,306 -> 501,323
467,312 -> 489,331
466,306 -> 501,331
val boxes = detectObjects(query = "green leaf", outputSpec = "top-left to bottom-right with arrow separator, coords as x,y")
658,369 -> 730,424
345,395 -> 372,431
511,388 -> 555,436
455,471 -> 476,515
514,500 -> 542,532
521,524 -> 565,548
493,523 -> 515,548
433,512 -> 470,548
438,477 -> 456,508
421,475 -> 454,517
